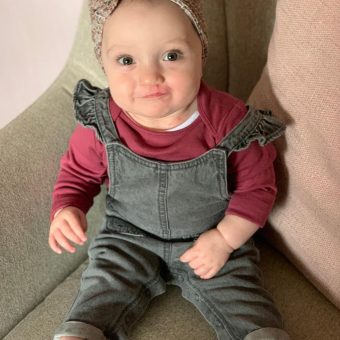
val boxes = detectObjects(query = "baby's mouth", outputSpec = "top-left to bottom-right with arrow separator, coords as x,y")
141,91 -> 167,99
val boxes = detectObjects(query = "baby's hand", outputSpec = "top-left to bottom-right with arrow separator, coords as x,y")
48,206 -> 88,254
180,228 -> 234,280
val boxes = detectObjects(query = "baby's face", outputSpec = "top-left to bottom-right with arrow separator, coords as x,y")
101,0 -> 203,129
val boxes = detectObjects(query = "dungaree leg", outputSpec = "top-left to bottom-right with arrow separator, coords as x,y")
54,228 -> 166,340
170,239 -> 288,340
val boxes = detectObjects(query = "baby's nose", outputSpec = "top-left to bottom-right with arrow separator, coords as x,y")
138,65 -> 164,85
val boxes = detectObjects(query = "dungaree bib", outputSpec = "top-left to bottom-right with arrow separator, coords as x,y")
54,80 -> 288,340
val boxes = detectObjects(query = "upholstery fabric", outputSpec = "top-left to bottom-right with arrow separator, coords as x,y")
0,75 -> 106,338
249,0 -> 340,308
224,0 -> 277,100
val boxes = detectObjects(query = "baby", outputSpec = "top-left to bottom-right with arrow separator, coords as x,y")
49,0 -> 289,339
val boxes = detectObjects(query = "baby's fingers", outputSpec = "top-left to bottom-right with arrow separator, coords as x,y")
200,267 -> 218,280
53,228 -> 76,253
187,257 -> 204,269
180,247 -> 198,263
66,213 -> 87,243
61,223 -> 86,246
194,265 -> 211,278
48,234 -> 63,254
200,260 -> 227,280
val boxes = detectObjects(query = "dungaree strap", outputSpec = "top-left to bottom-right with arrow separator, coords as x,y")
218,106 -> 285,156
73,79 -> 120,144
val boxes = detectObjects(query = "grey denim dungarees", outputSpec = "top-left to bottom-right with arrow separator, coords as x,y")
54,80 -> 289,340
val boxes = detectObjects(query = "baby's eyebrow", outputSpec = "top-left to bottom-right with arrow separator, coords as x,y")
164,37 -> 191,45
106,44 -> 133,54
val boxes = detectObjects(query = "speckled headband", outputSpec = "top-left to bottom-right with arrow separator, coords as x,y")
89,0 -> 208,64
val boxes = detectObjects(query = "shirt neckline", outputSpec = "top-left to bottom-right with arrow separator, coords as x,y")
166,111 -> 200,131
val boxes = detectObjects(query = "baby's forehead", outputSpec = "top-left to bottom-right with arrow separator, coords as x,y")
90,0 -> 208,63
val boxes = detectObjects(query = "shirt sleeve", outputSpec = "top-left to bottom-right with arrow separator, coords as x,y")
51,124 -> 107,220
226,141 -> 278,227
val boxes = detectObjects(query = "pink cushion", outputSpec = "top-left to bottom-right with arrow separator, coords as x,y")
249,0 -> 340,308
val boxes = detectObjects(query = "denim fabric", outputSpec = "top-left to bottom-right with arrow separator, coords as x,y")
105,144 -> 229,240
55,220 -> 284,340
53,80 -> 288,340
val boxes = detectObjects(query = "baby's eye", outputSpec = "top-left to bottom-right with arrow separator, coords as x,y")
163,51 -> 181,61
117,56 -> 134,65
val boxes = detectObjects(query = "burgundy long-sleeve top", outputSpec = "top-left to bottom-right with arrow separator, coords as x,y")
51,83 -> 277,226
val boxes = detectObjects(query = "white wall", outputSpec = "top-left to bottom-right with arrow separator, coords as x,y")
0,0 -> 83,129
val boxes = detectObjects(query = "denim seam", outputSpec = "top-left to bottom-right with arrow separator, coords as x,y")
106,145 -> 116,197
108,266 -> 163,336
63,277 -> 86,324
183,276 -> 238,339
217,152 -> 228,200
158,165 -> 170,238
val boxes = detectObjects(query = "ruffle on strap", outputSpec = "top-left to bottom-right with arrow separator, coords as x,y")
227,106 -> 286,153
73,79 -> 108,142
